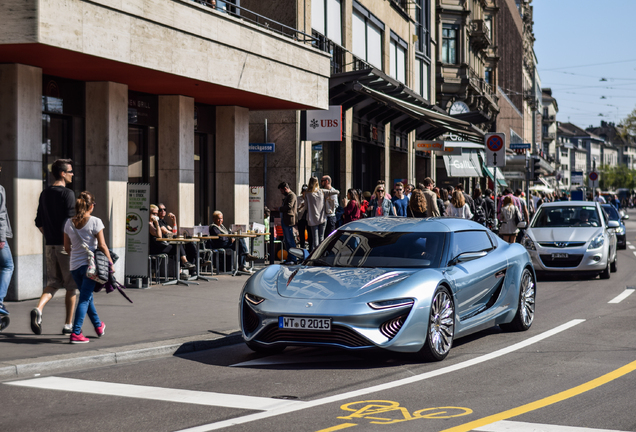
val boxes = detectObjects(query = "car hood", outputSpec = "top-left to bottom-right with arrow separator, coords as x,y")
276,267 -> 417,300
528,227 -> 602,243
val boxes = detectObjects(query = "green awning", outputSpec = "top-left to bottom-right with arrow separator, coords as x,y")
483,164 -> 508,187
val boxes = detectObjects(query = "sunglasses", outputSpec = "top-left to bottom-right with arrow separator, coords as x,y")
378,189 -> 384,192
159,208 -> 166,211
151,212 -> 158,215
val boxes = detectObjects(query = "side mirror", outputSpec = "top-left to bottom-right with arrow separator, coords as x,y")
623,214 -> 629,220
607,220 -> 620,229
451,251 -> 487,265
517,221 -> 527,229
289,247 -> 309,260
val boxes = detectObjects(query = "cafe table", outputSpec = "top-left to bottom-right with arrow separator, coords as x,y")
156,237 -> 200,286
217,233 -> 256,276
196,236 -> 219,280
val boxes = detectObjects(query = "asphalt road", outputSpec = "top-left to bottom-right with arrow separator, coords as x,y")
2,217 -> 636,432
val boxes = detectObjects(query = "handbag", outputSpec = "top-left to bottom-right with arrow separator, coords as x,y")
513,207 -> 521,227
71,222 -> 110,284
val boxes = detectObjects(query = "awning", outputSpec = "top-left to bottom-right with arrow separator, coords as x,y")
329,68 -> 485,142
482,165 -> 508,187
443,151 -> 483,177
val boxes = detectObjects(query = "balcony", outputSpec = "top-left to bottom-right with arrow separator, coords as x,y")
468,20 -> 492,51
312,30 -> 369,75
543,114 -> 556,122
543,132 -> 556,140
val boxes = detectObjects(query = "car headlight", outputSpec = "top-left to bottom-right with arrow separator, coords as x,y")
588,234 -> 605,250
368,298 -> 414,310
245,293 -> 265,305
522,234 -> 535,251
615,226 -> 625,235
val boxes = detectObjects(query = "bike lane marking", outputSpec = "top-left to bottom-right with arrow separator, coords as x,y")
174,319 -> 584,432
439,359 -> 636,432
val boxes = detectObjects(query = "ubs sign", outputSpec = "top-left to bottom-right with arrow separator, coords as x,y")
304,105 -> 342,141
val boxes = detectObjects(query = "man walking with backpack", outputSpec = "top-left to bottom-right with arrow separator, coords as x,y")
32,159 -> 78,335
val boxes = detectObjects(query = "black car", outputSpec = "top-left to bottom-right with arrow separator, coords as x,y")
602,204 -> 626,249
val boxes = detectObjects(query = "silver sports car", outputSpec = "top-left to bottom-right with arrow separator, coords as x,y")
521,201 -> 618,278
240,218 -> 536,361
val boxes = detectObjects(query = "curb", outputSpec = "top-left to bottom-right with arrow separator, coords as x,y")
0,329 -> 243,380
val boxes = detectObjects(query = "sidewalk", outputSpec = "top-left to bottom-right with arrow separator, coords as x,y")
0,271 -> 255,379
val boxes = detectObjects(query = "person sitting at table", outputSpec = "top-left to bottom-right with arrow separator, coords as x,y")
156,203 -> 197,264
207,210 -> 258,274
149,204 -> 196,271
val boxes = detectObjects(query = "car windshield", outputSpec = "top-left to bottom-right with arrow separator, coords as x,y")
306,231 -> 446,268
532,206 -> 600,228
601,205 -> 620,221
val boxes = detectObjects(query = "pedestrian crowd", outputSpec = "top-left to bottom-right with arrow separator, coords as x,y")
273,175 -> 596,262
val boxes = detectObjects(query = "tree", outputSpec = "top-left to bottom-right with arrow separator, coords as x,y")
620,106 -> 636,139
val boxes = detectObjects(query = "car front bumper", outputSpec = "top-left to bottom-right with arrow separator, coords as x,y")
528,246 -> 608,272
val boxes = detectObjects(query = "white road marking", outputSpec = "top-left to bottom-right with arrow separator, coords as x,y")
175,319 -> 585,432
474,419 -> 630,432
608,288 -> 635,304
628,245 -> 635,250
632,251 -> 636,258
5,377 -> 305,411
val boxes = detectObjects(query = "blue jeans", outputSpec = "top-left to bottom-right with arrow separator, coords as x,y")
309,222 -> 326,252
70,265 -> 102,335
281,221 -> 297,262
0,242 -> 14,305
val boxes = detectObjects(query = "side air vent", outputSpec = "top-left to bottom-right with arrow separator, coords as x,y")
380,313 -> 409,340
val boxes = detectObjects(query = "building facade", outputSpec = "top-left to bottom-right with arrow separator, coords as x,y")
0,0 -> 330,299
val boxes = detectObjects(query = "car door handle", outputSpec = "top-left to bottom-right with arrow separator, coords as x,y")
495,269 -> 507,279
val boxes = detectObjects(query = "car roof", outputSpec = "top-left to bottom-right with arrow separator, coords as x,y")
340,217 -> 487,233
540,200 -> 598,208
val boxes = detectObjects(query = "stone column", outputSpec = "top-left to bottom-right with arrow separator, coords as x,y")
158,95 -> 195,230
340,108 -> 353,192
0,64 -> 43,300
85,82 -> 129,276
216,106 -> 250,227
384,124 -> 391,186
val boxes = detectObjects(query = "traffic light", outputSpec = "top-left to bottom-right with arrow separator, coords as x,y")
530,156 -> 541,181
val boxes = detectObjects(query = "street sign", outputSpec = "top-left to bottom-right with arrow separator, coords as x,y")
415,140 -> 444,152
485,133 -> 506,167
571,171 -> 583,185
588,171 -> 599,189
510,143 -> 531,149
249,143 -> 275,153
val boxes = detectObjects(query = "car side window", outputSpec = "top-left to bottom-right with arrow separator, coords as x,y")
451,230 -> 493,258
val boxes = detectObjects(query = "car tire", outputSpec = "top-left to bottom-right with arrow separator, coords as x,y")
500,268 -> 535,332
610,257 -> 617,273
419,286 -> 454,362
245,340 -> 286,355
599,263 -> 611,279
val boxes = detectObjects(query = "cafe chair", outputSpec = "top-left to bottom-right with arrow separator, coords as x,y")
211,248 -> 233,275
148,253 -> 169,285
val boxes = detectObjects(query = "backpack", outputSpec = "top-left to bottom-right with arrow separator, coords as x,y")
472,198 -> 487,226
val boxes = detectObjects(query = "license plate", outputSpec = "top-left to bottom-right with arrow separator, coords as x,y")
551,253 -> 569,259
279,316 -> 331,331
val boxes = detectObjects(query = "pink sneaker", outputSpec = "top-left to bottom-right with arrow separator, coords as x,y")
95,322 -> 105,338
70,332 -> 90,344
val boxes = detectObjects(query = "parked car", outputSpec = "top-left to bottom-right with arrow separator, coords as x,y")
601,204 -> 627,250
240,217 -> 536,362
521,201 -> 618,278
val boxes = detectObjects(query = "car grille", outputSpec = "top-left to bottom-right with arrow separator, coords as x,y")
255,324 -> 374,348
380,314 -> 408,340
538,242 -> 586,248
242,302 -> 260,333
539,254 -> 584,268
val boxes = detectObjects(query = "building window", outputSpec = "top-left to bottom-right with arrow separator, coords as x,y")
414,56 -> 430,100
312,0 -> 342,45
352,3 -> 384,68
415,0 -> 430,57
442,25 -> 458,64
485,67 -> 493,85
484,15 -> 493,41
389,32 -> 407,83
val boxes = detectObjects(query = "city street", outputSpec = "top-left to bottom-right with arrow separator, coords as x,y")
1,215 -> 635,432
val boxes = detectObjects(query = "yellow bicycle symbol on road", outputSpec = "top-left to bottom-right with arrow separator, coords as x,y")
338,400 -> 472,425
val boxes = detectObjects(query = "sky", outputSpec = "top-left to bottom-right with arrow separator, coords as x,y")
533,0 -> 636,130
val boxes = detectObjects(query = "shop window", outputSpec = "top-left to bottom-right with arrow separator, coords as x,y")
442,25 -> 458,64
